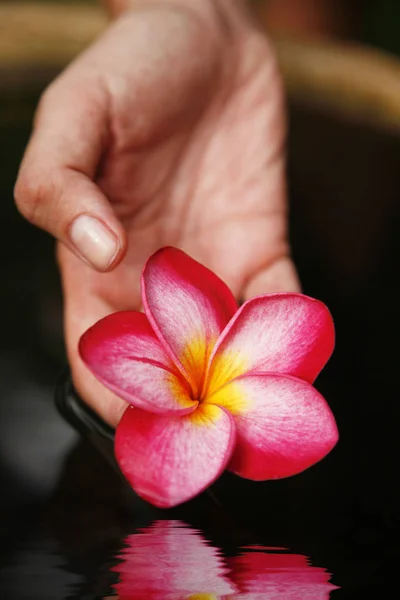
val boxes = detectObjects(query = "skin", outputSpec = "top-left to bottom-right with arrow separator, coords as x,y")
15,0 -> 300,427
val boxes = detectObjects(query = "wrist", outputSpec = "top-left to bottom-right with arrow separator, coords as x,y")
103,0 -> 247,20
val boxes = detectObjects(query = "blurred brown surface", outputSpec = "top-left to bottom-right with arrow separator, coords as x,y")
276,37 -> 400,135
252,0 -> 361,39
0,3 -> 106,70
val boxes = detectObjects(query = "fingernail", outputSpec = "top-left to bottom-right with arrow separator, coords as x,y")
69,215 -> 119,271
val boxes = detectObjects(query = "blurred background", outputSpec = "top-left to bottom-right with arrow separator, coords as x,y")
1,0 -> 400,597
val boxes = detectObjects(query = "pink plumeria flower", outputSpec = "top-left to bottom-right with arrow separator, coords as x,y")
229,549 -> 338,599
113,520 -> 237,599
80,247 -> 338,508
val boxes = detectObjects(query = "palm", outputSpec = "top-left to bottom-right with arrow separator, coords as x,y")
57,4 -> 298,425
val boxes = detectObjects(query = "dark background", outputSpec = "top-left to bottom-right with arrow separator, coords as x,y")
1,1 -> 400,598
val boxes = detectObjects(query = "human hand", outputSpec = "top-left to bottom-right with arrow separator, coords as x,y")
15,0 -> 300,426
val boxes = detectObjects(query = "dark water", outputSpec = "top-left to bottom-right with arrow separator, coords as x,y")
0,495 -> 396,598
1,70 -> 400,597
1,521 -> 339,599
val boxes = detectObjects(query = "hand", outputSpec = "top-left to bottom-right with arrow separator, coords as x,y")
15,0 -> 300,426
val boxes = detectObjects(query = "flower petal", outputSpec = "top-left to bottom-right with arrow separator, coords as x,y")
79,311 -> 196,415
208,373 -> 338,480
206,294 -> 335,394
115,403 -> 236,507
142,247 -> 238,396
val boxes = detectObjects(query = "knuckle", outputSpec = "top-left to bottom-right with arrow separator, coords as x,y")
14,169 -> 55,227
14,173 -> 41,224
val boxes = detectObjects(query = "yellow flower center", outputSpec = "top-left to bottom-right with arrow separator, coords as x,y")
176,335 -> 250,417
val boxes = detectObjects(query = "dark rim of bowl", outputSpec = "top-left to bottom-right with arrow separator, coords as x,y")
55,367 -> 115,442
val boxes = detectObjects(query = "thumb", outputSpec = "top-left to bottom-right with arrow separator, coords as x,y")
243,255 -> 302,299
14,77 -> 126,272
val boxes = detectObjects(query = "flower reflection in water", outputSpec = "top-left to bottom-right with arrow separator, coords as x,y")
229,549 -> 338,599
112,521 -> 337,599
113,520 -> 236,599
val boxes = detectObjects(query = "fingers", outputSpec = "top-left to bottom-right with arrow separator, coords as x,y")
57,242 -> 136,428
14,77 -> 127,272
243,255 -> 301,299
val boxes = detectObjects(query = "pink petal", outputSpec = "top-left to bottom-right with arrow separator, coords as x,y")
206,294 -> 334,395
114,521 -> 237,599
79,311 -> 196,415
229,550 -> 337,599
115,403 -> 236,507
208,373 -> 338,480
142,247 -> 238,397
